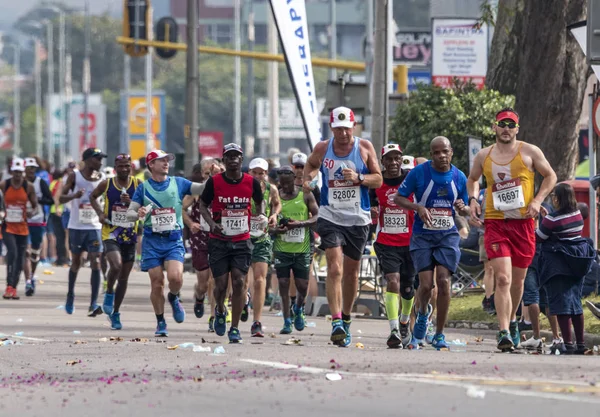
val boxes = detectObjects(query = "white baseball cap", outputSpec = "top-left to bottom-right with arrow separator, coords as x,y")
329,106 -> 356,129
24,157 -> 39,168
10,157 -> 25,172
401,155 -> 416,170
291,152 -> 307,166
249,158 -> 269,171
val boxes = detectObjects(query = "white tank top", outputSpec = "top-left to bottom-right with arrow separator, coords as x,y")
67,170 -> 102,230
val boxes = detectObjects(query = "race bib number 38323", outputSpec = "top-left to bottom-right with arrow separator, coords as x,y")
492,178 -> 525,212
423,208 -> 454,231
382,208 -> 408,234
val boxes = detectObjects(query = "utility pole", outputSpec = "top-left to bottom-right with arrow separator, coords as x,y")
83,0 -> 91,148
13,45 -> 21,156
329,0 -> 337,81
184,0 -> 199,174
58,12 -> 65,166
35,39 -> 42,157
371,0 -> 388,154
46,21 -> 54,164
234,0 -> 242,146
145,5 -> 154,155
122,54 -> 131,155
267,8 -> 279,163
246,0 -> 255,155
364,0 -> 374,134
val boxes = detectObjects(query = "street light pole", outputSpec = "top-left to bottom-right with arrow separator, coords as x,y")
35,38 -> 42,157
234,0 -> 241,146
184,0 -> 199,174
13,45 -> 21,157
46,21 -> 54,165
83,0 -> 91,147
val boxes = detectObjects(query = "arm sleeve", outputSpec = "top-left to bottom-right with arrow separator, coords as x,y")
369,188 -> 379,207
397,169 -> 417,198
127,202 -> 141,222
252,178 -> 263,205
175,177 -> 193,198
132,183 -> 144,205
190,182 -> 205,196
38,180 -> 55,206
200,177 -> 215,206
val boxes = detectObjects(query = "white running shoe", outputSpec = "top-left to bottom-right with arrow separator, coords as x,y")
520,336 -> 542,350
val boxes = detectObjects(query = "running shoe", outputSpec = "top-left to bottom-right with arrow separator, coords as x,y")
340,319 -> 352,347
509,320 -> 520,348
330,319 -> 346,344
386,328 -> 402,349
228,327 -> 242,344
109,312 -> 122,330
520,336 -> 542,350
25,278 -> 36,297
431,333 -> 449,350
546,337 -> 564,349
2,286 -> 12,299
251,321 -> 264,337
155,320 -> 168,337
168,293 -> 186,323
425,320 -> 435,345
10,287 -> 20,300
241,291 -> 250,322
518,319 -> 532,332
214,308 -> 228,336
497,329 -> 514,351
413,305 -> 431,340
293,304 -> 306,331
88,305 -> 102,317
406,335 -> 421,350
280,318 -> 293,334
399,321 -> 412,346
574,343 -> 590,355
194,298 -> 205,319
65,293 -> 75,314
102,293 -> 114,316
208,316 -> 215,333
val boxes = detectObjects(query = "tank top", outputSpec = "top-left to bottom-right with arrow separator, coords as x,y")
189,194 -> 211,250
68,170 -> 102,230
209,173 -> 254,242
142,177 -> 183,234
483,143 -> 535,220
250,182 -> 271,240
101,177 -> 140,243
27,176 -> 45,226
274,191 -> 310,254
3,179 -> 29,236
319,137 -> 371,226
374,180 -> 414,247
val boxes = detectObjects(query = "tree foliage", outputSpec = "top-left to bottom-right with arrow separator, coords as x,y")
389,82 -> 514,173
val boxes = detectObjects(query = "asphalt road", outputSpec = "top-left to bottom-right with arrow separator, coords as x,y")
1,266 -> 600,417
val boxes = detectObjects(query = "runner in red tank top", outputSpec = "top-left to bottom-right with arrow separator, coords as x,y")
370,144 -> 416,349
199,143 -> 264,344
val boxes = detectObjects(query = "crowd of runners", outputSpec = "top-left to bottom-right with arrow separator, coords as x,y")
1,106 -> 598,354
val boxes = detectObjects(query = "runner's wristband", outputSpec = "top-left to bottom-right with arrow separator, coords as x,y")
468,196 -> 478,205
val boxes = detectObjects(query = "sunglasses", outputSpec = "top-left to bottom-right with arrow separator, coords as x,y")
496,121 -> 519,129
116,154 -> 131,160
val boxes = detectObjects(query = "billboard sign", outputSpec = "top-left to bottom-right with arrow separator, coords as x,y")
393,31 -> 431,65
198,131 -> 224,158
120,91 -> 167,161
256,97 -> 326,140
69,104 -> 107,160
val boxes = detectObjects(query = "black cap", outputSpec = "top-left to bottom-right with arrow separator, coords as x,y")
82,148 -> 108,160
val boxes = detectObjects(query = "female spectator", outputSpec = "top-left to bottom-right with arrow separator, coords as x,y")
536,183 -> 595,355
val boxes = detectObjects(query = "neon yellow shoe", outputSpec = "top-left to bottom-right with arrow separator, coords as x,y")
226,308 -> 232,323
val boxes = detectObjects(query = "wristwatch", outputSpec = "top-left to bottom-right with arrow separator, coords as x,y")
358,173 -> 365,183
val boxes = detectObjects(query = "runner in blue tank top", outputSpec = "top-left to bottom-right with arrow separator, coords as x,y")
396,137 -> 470,350
302,106 -> 383,347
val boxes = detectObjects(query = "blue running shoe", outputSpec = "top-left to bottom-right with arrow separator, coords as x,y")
168,293 -> 186,323
406,335 -> 421,350
65,293 -> 75,315
509,320 -> 520,348
280,318 -> 293,334
214,308 -> 227,336
109,312 -> 122,330
155,320 -> 168,337
330,319 -> 346,344
102,293 -> 114,316
293,305 -> 305,331
194,298 -> 205,319
25,278 -> 35,297
431,333 -> 449,350
339,319 -> 352,347
413,311 -> 429,340
228,327 -> 242,344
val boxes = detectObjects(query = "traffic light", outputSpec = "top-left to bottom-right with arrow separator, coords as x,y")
155,17 -> 178,59
123,0 -> 150,57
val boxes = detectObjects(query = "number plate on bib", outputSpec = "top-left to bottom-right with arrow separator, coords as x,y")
328,180 -> 360,209
423,208 -> 454,230
282,227 -> 305,243
492,178 -> 525,211
79,204 -> 98,224
250,216 -> 267,238
6,205 -> 23,223
222,209 -> 249,236
382,210 -> 408,234
151,208 -> 176,233
111,205 -> 134,228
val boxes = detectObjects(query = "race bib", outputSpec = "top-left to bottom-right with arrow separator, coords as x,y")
6,205 -> 23,223
111,205 -> 134,229
79,203 -> 98,224
382,209 -> 408,234
151,208 -> 177,233
423,208 -> 454,231
222,209 -> 249,236
492,178 -> 525,211
250,215 -> 267,238
282,227 -> 305,243
328,180 -> 360,209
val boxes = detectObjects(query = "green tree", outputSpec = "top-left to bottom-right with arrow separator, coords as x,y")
389,83 -> 514,173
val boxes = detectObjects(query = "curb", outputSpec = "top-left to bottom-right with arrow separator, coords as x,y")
447,320 -> 600,348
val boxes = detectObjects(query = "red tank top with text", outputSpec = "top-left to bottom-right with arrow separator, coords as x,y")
375,182 -> 413,247
210,173 -> 254,242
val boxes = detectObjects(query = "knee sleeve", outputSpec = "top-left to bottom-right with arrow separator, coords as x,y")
30,248 -> 42,263
400,275 -> 415,300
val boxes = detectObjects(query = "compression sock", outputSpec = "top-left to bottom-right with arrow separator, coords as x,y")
342,313 -> 351,323
68,269 -> 77,295
90,269 -> 101,306
385,292 -> 400,330
400,296 -> 414,324
156,313 -> 165,323
332,312 -> 342,321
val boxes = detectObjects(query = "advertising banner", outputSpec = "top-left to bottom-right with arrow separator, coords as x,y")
69,104 -> 107,160
393,31 -> 431,65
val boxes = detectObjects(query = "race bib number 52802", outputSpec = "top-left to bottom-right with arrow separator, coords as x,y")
328,180 -> 360,209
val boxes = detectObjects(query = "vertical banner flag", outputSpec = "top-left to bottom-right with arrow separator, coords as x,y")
467,136 -> 482,173
269,0 -> 321,150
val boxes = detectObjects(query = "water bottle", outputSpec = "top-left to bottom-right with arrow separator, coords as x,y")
309,178 -> 319,189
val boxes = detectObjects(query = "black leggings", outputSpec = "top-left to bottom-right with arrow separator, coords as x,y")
4,232 -> 28,288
